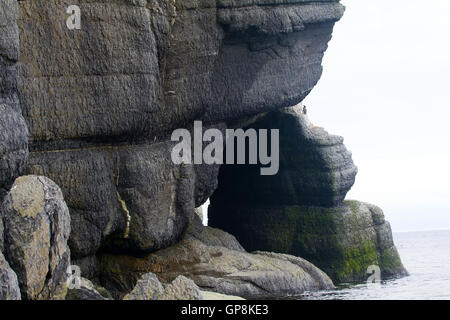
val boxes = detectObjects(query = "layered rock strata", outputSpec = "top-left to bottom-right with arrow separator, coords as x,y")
17,0 -> 344,260
0,0 -> 408,299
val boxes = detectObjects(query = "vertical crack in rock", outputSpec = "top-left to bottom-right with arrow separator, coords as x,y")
115,191 -> 132,239
111,156 -> 131,239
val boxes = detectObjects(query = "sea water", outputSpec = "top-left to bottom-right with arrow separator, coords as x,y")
299,229 -> 450,300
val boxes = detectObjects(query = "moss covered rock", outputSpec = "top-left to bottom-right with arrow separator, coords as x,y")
209,200 -> 407,284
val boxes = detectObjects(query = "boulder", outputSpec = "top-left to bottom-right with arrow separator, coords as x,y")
123,273 -> 164,301
160,276 -> 204,300
98,227 -> 333,298
0,251 -> 21,300
1,175 -> 71,300
123,273 -> 245,300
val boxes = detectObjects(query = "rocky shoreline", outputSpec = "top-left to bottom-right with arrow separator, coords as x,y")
1,0 -> 406,300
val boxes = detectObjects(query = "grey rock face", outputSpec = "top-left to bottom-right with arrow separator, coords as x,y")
0,251 -> 21,300
0,212 -> 3,253
1,175 -> 71,300
16,0 -> 343,257
161,276 -> 204,300
98,227 -> 333,298
27,142 -> 194,258
123,272 -> 164,300
209,105 -> 357,209
0,104 -> 29,200
0,0 -> 19,106
18,0 -> 161,144
0,0 -> 28,201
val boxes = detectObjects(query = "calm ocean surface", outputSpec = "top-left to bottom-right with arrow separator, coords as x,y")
299,229 -> 450,300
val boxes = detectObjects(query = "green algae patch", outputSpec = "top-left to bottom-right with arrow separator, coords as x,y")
212,201 -> 407,284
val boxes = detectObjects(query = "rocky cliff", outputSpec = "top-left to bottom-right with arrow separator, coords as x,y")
1,0 -> 406,300
209,107 -> 407,283
0,0 -> 28,201
18,0 -> 345,260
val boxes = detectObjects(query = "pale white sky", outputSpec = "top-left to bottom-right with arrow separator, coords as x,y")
304,0 -> 450,232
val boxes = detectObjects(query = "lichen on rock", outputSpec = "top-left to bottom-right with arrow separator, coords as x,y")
1,175 -> 71,300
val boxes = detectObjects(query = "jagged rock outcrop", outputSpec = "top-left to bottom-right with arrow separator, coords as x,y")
209,107 -> 406,283
0,0 -> 29,201
1,175 -> 71,300
160,276 -> 204,300
0,251 -> 21,300
16,0 -> 344,260
123,272 -> 164,300
97,226 -> 334,298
